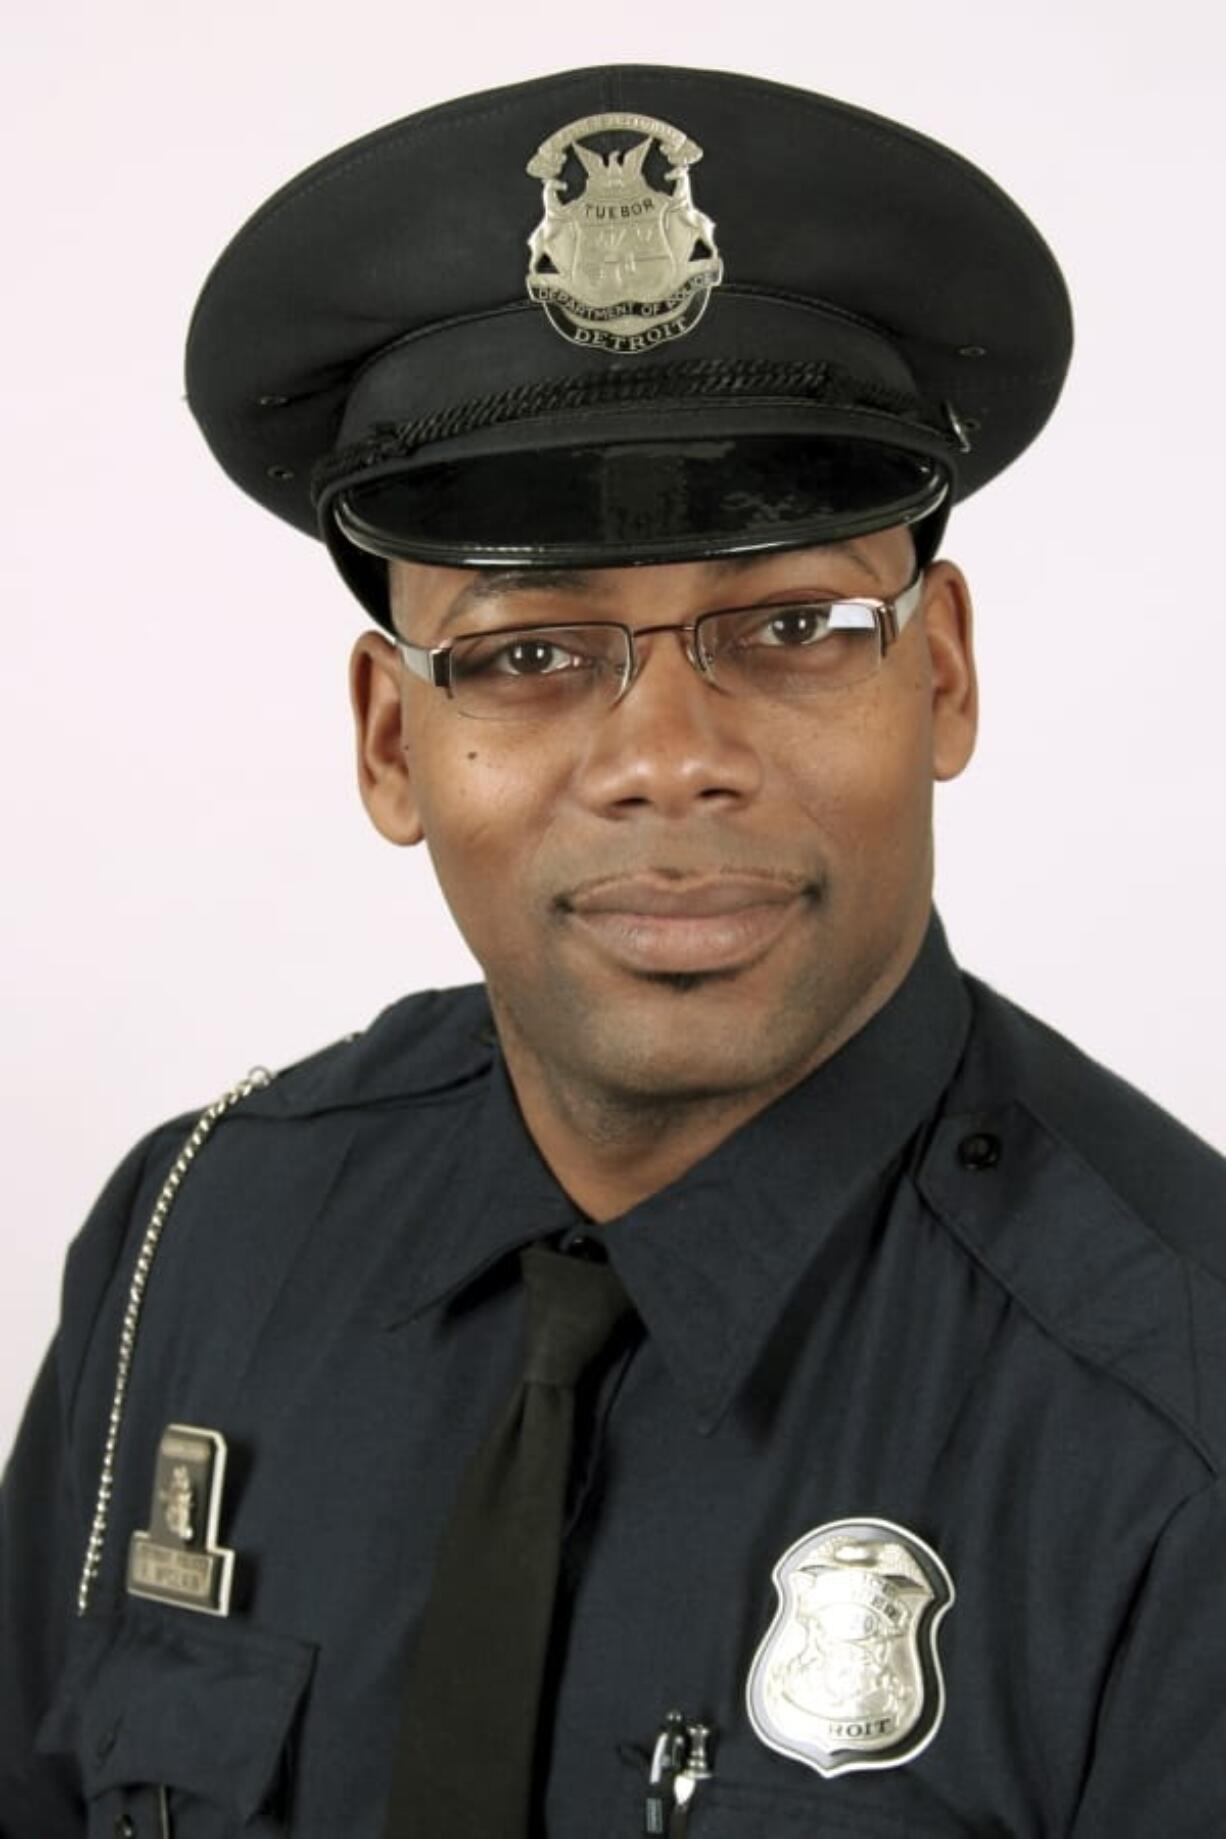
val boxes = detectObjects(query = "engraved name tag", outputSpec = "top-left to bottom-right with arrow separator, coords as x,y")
127,1424 -> 235,1616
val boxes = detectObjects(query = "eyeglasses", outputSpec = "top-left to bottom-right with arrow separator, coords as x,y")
394,572 -> 925,722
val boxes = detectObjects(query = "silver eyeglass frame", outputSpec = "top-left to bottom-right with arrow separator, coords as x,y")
393,571 -> 926,708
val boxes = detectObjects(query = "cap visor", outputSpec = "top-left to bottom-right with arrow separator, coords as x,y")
331,434 -> 948,569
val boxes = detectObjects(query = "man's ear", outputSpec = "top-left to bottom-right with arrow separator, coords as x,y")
921,560 -> 978,783
349,632 -> 424,845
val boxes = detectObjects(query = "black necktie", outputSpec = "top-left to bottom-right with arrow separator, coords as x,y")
383,1241 -> 634,1837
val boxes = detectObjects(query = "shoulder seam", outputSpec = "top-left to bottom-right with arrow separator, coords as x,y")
1024,1088 -> 1226,1299
62,1117 -> 193,1434
918,1167 -> 1221,1481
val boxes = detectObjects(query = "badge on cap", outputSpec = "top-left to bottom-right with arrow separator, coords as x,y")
526,112 -> 723,352
127,1424 -> 235,1616
746,1517 -> 954,1777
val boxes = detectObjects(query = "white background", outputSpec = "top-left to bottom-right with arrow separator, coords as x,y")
2,0 -> 1223,1457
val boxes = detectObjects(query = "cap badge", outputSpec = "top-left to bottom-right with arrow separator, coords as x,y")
746,1517 -> 954,1777
127,1424 -> 236,1616
526,112 -> 723,352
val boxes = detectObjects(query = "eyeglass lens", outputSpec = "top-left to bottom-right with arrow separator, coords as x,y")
446,602 -> 884,720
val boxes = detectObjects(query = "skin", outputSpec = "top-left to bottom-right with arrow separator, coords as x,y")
350,527 -> 977,1220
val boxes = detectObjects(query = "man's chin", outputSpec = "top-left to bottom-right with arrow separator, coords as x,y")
550,991 -> 834,1111
486,904 -> 923,1114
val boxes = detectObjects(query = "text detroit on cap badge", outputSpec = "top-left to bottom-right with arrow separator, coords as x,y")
526,112 -> 723,353
746,1517 -> 955,1778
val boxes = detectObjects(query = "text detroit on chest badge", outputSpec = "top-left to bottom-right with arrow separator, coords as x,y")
746,1517 -> 955,1777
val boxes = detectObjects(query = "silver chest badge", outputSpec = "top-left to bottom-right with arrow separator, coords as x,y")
127,1424 -> 235,1616
747,1518 -> 954,1778
526,112 -> 723,352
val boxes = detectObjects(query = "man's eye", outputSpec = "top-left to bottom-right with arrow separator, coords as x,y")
474,637 -> 593,678
493,639 -> 577,676
750,605 -> 834,648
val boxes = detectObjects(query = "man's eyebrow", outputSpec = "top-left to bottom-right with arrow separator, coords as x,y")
763,538 -> 885,584
442,568 -> 597,627
827,539 -> 885,584
436,541 -> 887,630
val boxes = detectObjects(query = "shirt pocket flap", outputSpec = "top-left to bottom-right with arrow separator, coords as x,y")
610,1748 -> 971,1838
38,1608 -> 315,1821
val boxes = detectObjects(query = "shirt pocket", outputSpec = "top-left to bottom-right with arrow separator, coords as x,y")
668,1784 -> 967,1837
36,1605 -> 316,1837
609,1748 -> 972,1839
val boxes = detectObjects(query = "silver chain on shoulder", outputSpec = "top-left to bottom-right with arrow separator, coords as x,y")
75,1066 -> 274,1617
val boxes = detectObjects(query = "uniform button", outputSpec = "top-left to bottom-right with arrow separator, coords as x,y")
958,1131 -> 1001,1171
94,1718 -> 121,1759
113,1817 -> 136,1838
562,1233 -> 607,1263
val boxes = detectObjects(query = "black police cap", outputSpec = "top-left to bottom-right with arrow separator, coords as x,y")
186,65 -> 1072,629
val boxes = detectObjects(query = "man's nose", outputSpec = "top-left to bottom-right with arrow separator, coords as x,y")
573,629 -> 764,819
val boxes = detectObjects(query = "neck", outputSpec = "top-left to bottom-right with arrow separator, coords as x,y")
490,930 -> 926,1221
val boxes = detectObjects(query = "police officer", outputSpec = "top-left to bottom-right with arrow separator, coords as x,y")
2,64 -> 1224,1838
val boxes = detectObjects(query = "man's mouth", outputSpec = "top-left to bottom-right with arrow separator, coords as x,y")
560,873 -> 815,976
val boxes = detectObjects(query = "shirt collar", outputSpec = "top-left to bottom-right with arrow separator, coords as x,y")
602,911 -> 971,1428
376,1056 -> 582,1325
383,913 -> 970,1430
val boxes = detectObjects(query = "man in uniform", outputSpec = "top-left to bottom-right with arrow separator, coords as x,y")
2,64 -> 1224,1838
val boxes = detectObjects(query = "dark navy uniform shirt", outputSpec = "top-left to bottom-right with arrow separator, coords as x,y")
3,915 -> 1225,1836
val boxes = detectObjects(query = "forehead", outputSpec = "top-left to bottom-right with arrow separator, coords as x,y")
391,529 -> 916,632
